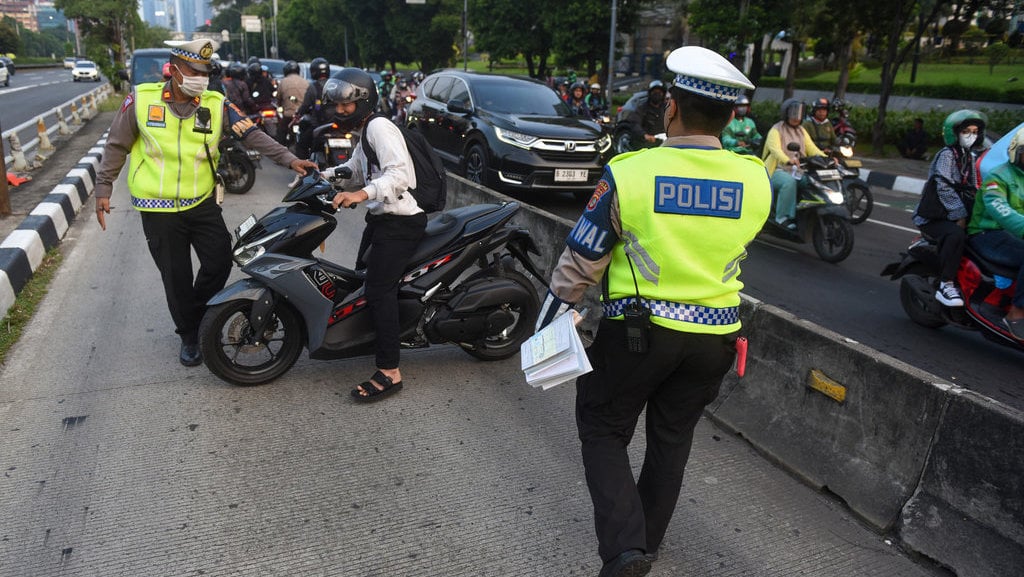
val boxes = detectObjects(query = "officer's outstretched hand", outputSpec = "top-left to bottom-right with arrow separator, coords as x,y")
95,197 -> 111,231
290,158 -> 319,175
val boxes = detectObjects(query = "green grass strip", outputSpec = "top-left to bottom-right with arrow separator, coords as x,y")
0,248 -> 63,366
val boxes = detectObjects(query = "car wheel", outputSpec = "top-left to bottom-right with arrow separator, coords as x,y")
463,143 -> 490,187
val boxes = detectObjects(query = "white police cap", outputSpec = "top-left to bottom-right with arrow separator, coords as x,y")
164,39 -> 219,72
666,46 -> 754,103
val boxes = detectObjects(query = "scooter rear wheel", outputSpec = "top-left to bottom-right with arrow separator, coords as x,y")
459,270 -> 540,361
899,274 -> 947,328
220,155 -> 256,194
200,300 -> 304,386
812,214 -> 854,263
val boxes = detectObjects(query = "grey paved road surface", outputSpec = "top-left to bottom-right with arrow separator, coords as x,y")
0,155 -> 947,576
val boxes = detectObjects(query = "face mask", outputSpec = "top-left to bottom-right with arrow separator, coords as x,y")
175,67 -> 208,97
958,132 -> 977,149
649,92 -> 664,106
735,106 -> 748,117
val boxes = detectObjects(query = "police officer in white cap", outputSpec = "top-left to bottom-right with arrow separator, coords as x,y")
534,46 -> 771,577
95,39 -> 318,366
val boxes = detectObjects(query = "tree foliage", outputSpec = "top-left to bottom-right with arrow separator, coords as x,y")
0,18 -> 20,54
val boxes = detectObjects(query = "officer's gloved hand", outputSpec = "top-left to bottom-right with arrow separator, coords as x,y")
536,289 -> 574,332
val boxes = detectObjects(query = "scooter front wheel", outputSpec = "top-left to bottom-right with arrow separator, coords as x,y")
843,182 -> 873,224
199,300 -> 304,386
812,214 -> 854,263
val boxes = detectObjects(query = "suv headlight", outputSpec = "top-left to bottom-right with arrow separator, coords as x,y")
495,127 -> 538,149
597,133 -> 612,152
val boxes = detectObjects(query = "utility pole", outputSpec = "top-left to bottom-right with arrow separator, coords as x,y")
606,0 -> 617,106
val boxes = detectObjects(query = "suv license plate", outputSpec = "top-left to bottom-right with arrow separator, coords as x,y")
328,138 -> 351,148
555,169 -> 589,183
236,214 -> 257,241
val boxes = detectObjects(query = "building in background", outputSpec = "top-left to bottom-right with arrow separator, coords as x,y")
0,0 -> 39,32
139,0 -> 213,38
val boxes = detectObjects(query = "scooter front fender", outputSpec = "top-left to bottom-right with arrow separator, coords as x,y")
207,277 -> 270,306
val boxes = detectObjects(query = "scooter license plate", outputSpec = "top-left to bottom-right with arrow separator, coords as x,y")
328,138 -> 352,148
555,169 -> 589,183
815,169 -> 842,181
236,214 -> 257,241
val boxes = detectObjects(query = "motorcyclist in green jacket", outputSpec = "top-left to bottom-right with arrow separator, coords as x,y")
967,126 -> 1024,338
721,95 -> 762,155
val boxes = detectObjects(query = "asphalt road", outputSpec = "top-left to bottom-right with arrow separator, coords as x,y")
526,186 -> 1024,411
0,67 -> 106,159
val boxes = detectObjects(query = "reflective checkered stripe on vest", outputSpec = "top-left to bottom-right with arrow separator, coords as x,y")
129,84 -> 224,212
604,147 -> 771,335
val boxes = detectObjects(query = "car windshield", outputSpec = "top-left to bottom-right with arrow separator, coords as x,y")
132,55 -> 167,84
76,62 -> 95,69
472,77 -> 572,117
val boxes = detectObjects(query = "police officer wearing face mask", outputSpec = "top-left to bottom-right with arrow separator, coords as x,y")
94,39 -> 318,367
535,46 -> 771,577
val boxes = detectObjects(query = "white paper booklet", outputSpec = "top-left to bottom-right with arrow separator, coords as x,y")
521,311 -> 593,390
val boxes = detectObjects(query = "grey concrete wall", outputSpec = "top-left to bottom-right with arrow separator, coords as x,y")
444,172 -> 1024,576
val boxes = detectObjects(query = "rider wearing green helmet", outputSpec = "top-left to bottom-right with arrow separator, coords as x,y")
912,109 -> 987,308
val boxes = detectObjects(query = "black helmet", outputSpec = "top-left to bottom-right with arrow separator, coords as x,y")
247,62 -> 261,78
209,59 -> 223,77
571,81 -> 586,93
247,56 -> 260,65
227,62 -> 246,80
283,60 -> 300,76
812,97 -> 830,111
780,98 -> 804,122
323,68 -> 379,131
310,57 -> 330,80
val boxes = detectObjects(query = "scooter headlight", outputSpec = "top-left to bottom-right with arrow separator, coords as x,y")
839,145 -> 854,158
233,230 -> 285,266
826,190 -> 845,205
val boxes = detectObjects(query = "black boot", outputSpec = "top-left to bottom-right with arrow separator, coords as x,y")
179,334 -> 202,367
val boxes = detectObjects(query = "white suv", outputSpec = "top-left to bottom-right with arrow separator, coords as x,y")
0,64 -> 7,87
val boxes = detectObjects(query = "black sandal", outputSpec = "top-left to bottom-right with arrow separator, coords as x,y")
351,370 -> 403,403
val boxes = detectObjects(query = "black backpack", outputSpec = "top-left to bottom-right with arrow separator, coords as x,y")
362,114 -> 447,213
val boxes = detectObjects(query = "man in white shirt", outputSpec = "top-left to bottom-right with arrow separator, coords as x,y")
320,68 -> 427,403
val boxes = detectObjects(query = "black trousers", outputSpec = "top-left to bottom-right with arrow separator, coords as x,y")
139,198 -> 233,341
576,319 -> 736,562
357,212 -> 427,369
919,219 -> 966,282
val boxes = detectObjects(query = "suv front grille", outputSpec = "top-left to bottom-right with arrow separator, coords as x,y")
536,150 -> 600,163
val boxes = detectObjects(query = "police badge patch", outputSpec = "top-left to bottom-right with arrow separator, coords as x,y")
147,105 -> 166,128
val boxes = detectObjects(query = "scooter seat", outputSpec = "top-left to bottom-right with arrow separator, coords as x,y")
965,245 -> 1019,280
408,205 -> 503,265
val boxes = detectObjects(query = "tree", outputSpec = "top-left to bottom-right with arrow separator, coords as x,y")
687,0 -> 788,85
861,0 -> 945,154
470,0 -> 553,78
0,18 -> 19,54
54,0 -> 136,81
986,41 -> 1009,73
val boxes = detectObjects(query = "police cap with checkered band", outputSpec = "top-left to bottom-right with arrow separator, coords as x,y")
665,46 -> 754,103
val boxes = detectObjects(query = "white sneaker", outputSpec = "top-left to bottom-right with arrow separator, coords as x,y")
935,282 -> 964,307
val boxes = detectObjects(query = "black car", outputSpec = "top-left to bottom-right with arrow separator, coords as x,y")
406,70 -> 612,198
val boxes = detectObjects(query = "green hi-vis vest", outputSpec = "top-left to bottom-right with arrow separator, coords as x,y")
128,84 -> 224,212
604,146 -> 771,334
